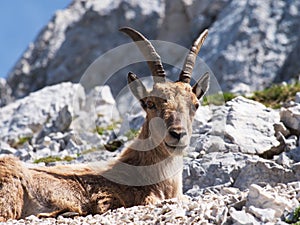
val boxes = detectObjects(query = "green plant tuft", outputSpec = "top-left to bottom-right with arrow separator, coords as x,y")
81,147 -> 98,155
94,121 -> 120,135
34,156 -> 75,164
285,205 -> 300,224
202,82 -> 300,109
250,82 -> 300,109
124,129 -> 140,141
203,92 -> 236,106
13,136 -> 31,148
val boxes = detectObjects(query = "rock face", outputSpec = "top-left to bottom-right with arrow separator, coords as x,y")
0,78 -> 13,107
181,0 -> 300,92
6,0 -> 300,99
7,0 -> 162,98
7,0 -> 229,98
200,0 -> 300,93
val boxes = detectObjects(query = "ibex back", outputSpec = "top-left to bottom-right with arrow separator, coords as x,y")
0,27 -> 210,221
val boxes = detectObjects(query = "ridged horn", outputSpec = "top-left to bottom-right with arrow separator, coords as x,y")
179,29 -> 208,83
120,27 -> 166,83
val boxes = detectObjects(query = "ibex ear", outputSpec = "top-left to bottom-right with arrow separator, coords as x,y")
127,72 -> 149,109
192,72 -> 210,99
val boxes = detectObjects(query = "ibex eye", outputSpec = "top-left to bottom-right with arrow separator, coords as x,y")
146,101 -> 156,109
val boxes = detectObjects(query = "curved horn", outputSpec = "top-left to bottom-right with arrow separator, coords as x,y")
179,29 -> 208,83
120,27 -> 166,83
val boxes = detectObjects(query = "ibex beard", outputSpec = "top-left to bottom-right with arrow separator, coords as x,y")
0,27 -> 210,221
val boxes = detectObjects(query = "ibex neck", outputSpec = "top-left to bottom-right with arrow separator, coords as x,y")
118,145 -> 169,166
119,121 -> 171,166
101,121 -> 183,186
106,146 -> 183,187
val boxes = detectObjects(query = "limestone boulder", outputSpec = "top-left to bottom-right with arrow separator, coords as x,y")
225,97 -> 281,155
193,96 -> 281,156
0,82 -> 85,144
280,104 -> 300,134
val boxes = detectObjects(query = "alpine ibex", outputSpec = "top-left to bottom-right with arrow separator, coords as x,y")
0,27 -> 209,221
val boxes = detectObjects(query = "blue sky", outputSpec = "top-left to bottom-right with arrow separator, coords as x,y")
0,0 -> 71,78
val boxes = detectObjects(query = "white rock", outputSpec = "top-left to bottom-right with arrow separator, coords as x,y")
229,207 -> 259,225
183,152 -> 252,192
225,97 -> 280,155
274,152 -> 292,167
36,148 -> 52,158
286,135 -> 298,150
246,184 -> 294,218
52,105 -> 72,132
49,141 -> 60,153
15,143 -> 34,161
280,104 -> 300,133
118,111 -> 145,136
194,96 -> 281,157
248,205 -> 276,223
193,105 -> 212,128
295,92 -> 300,103
0,82 -> 85,143
0,141 -> 17,155
274,122 -> 290,138
233,157 -> 299,190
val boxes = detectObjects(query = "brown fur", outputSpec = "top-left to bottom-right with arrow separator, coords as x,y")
0,28 -> 210,221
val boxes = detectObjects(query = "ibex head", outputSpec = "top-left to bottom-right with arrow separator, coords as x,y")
120,27 -> 210,155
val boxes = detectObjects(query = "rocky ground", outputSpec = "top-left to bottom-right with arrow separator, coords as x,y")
0,82 -> 300,224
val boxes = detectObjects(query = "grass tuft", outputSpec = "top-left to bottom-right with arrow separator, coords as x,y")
250,82 -> 300,109
124,129 -> 140,141
94,121 -> 120,135
203,82 -> 300,109
203,92 -> 236,106
286,205 -> 300,224
12,136 -> 31,148
34,156 -> 75,164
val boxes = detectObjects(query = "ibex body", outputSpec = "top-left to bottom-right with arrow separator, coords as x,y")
0,27 -> 209,221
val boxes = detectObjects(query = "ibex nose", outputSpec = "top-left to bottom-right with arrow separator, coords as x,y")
168,128 -> 187,141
